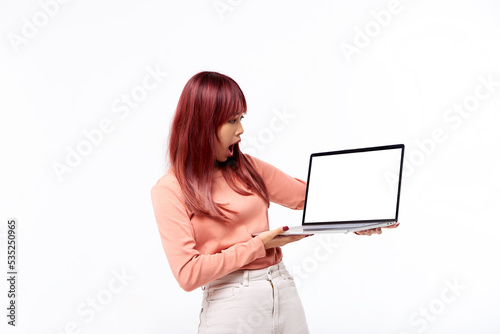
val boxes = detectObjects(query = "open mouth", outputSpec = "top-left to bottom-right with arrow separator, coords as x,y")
228,141 -> 240,157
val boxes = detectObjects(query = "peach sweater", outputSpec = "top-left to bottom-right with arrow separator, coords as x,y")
150,155 -> 306,291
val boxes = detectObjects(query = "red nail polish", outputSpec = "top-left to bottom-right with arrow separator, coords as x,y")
283,226 -> 289,231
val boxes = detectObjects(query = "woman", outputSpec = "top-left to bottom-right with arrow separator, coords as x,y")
150,71 -> 392,333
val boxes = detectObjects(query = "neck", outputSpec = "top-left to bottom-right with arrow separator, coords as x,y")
214,161 -> 221,172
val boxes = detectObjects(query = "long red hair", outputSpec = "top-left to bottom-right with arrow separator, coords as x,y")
168,71 -> 269,221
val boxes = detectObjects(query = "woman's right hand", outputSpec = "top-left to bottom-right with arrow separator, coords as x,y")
256,226 -> 310,249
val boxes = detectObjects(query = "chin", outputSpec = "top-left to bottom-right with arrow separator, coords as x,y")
216,156 -> 237,168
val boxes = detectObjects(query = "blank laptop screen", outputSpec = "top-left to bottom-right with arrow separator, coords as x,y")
303,147 -> 403,224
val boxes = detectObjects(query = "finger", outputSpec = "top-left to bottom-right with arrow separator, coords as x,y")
281,235 -> 307,242
275,233 -> 312,238
279,226 -> 290,235
356,227 -> 384,236
269,226 -> 289,238
384,222 -> 400,229
276,235 -> 307,245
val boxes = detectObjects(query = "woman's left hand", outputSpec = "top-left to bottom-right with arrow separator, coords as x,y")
354,222 -> 400,236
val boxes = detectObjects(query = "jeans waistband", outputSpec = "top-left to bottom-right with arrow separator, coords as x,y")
202,261 -> 289,290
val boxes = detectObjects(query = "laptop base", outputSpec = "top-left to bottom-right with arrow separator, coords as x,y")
279,221 -> 398,235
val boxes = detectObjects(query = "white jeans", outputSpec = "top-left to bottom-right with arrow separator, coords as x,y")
198,261 -> 309,334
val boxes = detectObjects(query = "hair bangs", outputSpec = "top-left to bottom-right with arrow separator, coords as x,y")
213,76 -> 247,131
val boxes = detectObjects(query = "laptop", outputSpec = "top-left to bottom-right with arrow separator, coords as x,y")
256,144 -> 404,235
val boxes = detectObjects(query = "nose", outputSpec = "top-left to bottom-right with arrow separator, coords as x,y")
237,121 -> 244,136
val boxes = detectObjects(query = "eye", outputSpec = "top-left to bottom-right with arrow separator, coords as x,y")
228,115 -> 244,124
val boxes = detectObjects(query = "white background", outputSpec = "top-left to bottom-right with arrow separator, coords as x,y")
1,0 -> 499,333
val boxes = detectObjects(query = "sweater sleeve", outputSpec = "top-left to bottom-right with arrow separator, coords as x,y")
150,174 -> 267,292
246,155 -> 307,210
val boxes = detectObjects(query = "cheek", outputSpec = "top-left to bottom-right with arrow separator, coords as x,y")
218,125 -> 232,141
